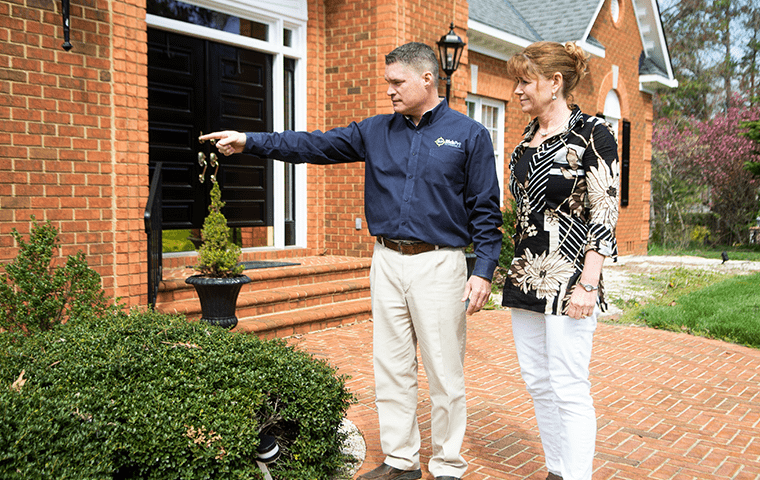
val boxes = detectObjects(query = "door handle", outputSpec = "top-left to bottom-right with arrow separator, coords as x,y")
198,151 -> 207,183
198,131 -> 216,146
209,153 -> 219,183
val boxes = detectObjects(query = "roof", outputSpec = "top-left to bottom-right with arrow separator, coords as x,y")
467,0 -> 677,90
506,0 -> 602,44
469,0 -> 541,42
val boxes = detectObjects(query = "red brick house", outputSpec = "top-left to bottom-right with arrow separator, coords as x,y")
1,0 -> 675,313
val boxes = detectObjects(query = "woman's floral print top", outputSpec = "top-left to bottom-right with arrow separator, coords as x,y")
502,107 -> 619,315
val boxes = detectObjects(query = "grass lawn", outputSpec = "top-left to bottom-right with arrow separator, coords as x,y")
609,267 -> 760,349
648,243 -> 760,261
163,229 -> 195,253
637,272 -> 760,348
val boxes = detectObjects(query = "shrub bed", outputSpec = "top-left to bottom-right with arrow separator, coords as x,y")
0,310 -> 354,479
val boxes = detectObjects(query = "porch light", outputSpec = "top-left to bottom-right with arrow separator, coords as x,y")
437,22 -> 465,102
61,0 -> 72,51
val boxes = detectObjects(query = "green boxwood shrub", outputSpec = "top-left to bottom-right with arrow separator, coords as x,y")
195,182 -> 244,277
0,311 -> 354,479
0,217 -> 120,334
499,200 -> 517,270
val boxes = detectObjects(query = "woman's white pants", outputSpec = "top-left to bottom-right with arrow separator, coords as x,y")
510,307 -> 598,480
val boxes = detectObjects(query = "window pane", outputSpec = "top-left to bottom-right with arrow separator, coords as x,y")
482,105 -> 498,151
283,28 -> 293,47
466,101 -> 476,120
147,0 -> 268,41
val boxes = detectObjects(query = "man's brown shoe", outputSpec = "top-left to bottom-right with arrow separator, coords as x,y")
356,463 -> 422,480
546,473 -> 563,480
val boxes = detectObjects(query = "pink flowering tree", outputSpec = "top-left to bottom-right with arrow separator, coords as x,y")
650,117 -> 705,247
690,104 -> 760,244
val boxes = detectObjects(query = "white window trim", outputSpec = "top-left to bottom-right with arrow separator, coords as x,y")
466,95 -> 505,207
146,0 -> 308,250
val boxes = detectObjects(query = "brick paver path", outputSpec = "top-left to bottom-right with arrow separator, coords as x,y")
290,310 -> 760,480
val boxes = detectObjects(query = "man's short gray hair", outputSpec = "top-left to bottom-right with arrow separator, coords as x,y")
385,42 -> 439,83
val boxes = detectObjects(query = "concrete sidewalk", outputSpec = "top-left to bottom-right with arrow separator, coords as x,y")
289,310 -> 760,479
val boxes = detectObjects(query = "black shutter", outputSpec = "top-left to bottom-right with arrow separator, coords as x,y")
620,120 -> 630,207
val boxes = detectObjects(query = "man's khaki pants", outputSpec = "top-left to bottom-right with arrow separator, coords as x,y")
370,241 -> 468,478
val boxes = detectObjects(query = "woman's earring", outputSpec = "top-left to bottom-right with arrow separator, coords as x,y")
552,93 -> 557,101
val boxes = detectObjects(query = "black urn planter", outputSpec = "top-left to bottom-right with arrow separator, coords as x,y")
185,274 -> 251,329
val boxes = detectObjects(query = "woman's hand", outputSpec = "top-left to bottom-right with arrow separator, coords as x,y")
566,286 -> 597,319
567,250 -> 605,319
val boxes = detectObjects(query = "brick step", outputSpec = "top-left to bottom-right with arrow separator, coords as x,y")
234,298 -> 373,338
155,256 -> 373,338
161,276 -> 370,317
157,256 -> 372,304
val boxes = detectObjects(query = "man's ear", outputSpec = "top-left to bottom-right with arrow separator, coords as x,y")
422,70 -> 435,88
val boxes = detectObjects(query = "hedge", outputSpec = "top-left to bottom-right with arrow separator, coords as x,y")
0,311 -> 354,479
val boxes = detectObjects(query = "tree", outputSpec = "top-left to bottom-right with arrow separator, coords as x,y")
740,119 -> 760,177
656,0 -> 756,118
657,0 -> 720,119
690,104 -> 760,243
653,1 -> 760,245
739,5 -> 760,105
650,118 -> 706,247
0,217 -> 119,334
713,0 -> 741,110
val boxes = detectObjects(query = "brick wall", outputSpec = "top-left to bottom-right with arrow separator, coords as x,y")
0,0 -> 148,306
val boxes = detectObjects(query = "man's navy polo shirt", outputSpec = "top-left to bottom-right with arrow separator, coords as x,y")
244,100 -> 503,280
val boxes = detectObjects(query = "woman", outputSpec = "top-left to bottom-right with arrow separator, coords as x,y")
501,41 -> 619,480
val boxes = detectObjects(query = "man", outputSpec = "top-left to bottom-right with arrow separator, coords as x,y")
200,42 -> 502,480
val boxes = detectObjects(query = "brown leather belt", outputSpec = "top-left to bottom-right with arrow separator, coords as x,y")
377,236 -> 440,255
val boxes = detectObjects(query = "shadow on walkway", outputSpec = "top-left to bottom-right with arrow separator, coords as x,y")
290,309 -> 760,480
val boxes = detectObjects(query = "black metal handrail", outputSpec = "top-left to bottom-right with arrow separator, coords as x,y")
144,162 -> 163,308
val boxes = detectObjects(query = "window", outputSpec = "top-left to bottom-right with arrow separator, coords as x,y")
604,89 -> 621,140
603,90 -> 627,207
146,0 -> 308,249
611,0 -> 620,23
466,95 -> 505,205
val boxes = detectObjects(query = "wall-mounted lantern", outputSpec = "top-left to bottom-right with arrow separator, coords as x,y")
61,0 -> 72,51
436,22 -> 465,102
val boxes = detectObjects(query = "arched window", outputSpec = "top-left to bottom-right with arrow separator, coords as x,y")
603,89 -> 621,140
603,89 -> 630,206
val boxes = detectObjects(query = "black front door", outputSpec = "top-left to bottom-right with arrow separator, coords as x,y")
148,28 -> 273,231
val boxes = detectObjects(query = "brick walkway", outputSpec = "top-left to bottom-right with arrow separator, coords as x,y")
289,310 -> 760,480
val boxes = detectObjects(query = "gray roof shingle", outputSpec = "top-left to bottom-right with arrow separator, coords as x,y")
469,0 -> 603,43
469,0 -> 540,41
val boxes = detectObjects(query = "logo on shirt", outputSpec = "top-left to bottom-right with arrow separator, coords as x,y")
434,137 -> 462,149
